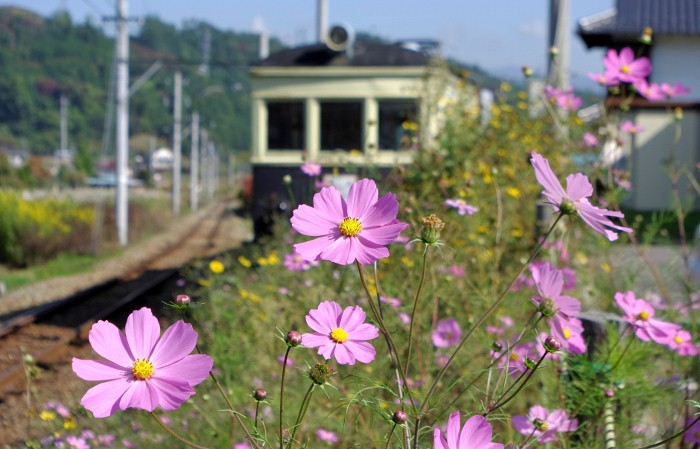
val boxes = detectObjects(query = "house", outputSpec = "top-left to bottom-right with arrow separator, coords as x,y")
0,146 -> 29,168
248,25 -> 452,234
578,0 -> 700,211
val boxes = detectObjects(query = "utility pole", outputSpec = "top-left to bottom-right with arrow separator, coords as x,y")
317,0 -> 328,43
172,71 -> 182,215
115,0 -> 130,246
190,112 -> 199,211
59,94 -> 68,150
200,129 -> 208,205
547,0 -> 570,90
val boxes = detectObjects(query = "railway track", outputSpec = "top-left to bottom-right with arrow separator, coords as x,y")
0,201 -> 242,399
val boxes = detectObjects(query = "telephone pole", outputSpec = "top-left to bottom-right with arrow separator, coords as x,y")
172,71 -> 182,214
115,0 -> 130,246
547,0 -> 570,90
59,94 -> 68,150
190,112 -> 199,211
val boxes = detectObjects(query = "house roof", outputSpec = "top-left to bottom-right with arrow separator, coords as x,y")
253,41 -> 432,68
578,0 -> 700,48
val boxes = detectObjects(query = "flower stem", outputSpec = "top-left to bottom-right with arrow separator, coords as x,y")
150,411 -> 211,449
255,401 -> 261,431
279,346 -> 292,449
404,248 -> 430,375
356,261 -> 416,413
384,423 -> 397,449
373,262 -> 412,449
287,382 -> 316,449
607,331 -> 636,373
485,352 -> 548,414
412,215 -> 562,448
435,313 -> 543,419
638,415 -> 700,449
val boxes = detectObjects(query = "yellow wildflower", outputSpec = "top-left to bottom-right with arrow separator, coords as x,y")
238,256 -> 252,268
209,260 -> 224,274
63,417 -> 77,430
506,187 -> 521,198
40,411 -> 56,421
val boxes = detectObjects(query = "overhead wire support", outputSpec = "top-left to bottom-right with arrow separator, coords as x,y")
103,0 -> 140,246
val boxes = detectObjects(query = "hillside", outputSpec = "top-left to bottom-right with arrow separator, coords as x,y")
0,7 -> 283,160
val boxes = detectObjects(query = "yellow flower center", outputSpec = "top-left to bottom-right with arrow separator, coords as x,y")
563,328 -> 572,340
132,359 -> 154,380
510,353 -> 519,361
674,336 -> 684,344
534,419 -> 549,431
338,217 -> 362,237
621,65 -> 630,74
638,310 -> 650,321
330,327 -> 348,343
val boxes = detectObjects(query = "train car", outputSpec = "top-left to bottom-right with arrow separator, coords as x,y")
249,25 -> 450,236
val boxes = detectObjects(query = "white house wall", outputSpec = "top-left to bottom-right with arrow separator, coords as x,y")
628,109 -> 700,210
652,37 -> 700,102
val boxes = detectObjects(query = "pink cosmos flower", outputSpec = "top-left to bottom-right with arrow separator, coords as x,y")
603,47 -> 651,84
530,263 -> 586,354
283,251 -> 316,271
614,291 -> 680,344
72,308 -> 214,418
633,79 -> 665,101
316,429 -> 339,444
620,120 -> 645,134
444,199 -> 478,216
543,85 -> 564,99
432,318 -> 462,348
66,436 -> 90,449
531,263 -> 580,318
660,82 -> 691,99
684,418 -> 700,444
44,401 -> 71,418
582,132 -> 599,148
449,265 -> 466,277
434,412 -> 504,449
666,328 -> 698,356
550,316 -> 587,354
301,161 -> 322,177
435,351 -> 450,367
234,442 -> 252,449
380,296 -> 402,308
587,72 -> 619,87
302,301 -> 379,365
555,92 -> 582,111
530,152 -> 633,241
291,178 -> 409,265
512,406 -> 578,443
498,341 -> 538,378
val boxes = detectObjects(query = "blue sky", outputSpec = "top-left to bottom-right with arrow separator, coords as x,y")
5,0 -> 613,87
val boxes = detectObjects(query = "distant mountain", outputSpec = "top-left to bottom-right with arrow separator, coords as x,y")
0,7 -> 283,158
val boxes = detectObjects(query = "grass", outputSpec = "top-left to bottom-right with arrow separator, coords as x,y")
0,250 -> 120,291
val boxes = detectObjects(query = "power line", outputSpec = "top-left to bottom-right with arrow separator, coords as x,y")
79,0 -> 110,17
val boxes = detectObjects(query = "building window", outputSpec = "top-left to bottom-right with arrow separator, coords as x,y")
378,100 -> 418,151
267,101 -> 304,150
320,101 -> 362,151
